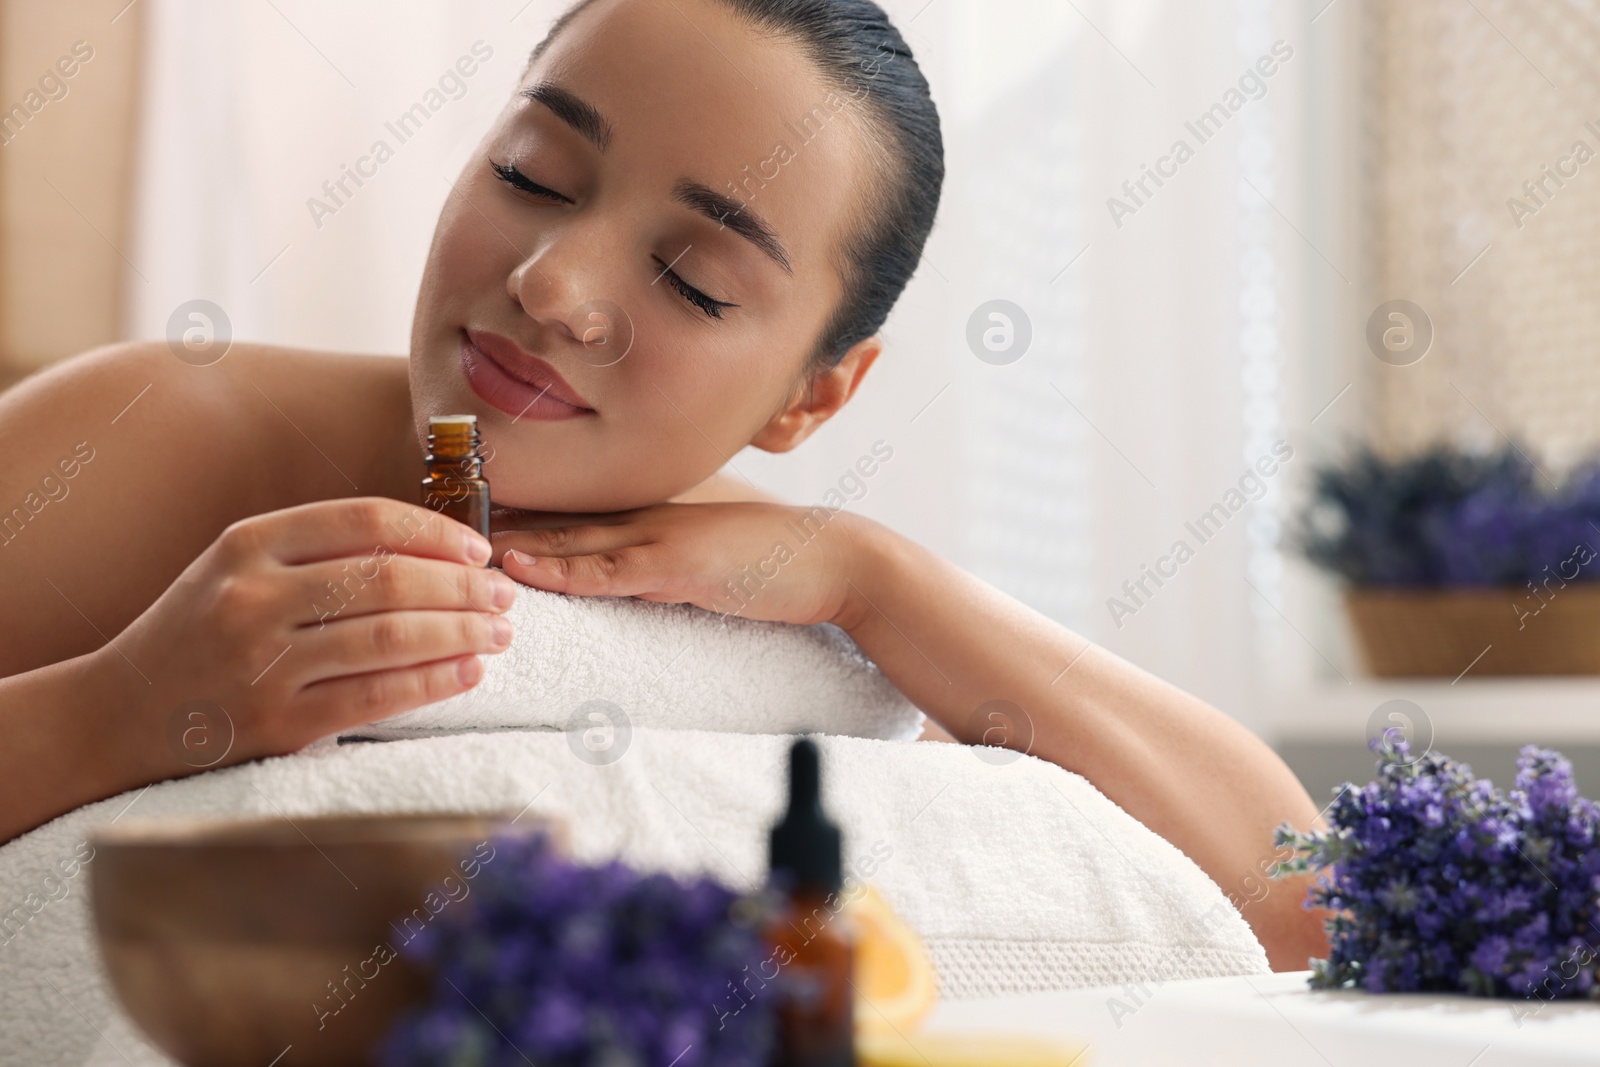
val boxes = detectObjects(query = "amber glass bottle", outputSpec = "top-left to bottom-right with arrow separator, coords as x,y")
420,414 -> 491,552
766,739 -> 856,1067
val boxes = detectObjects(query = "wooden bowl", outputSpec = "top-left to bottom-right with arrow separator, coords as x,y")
89,811 -> 561,1067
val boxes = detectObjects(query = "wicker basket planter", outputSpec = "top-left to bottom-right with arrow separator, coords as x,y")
1345,586 -> 1600,677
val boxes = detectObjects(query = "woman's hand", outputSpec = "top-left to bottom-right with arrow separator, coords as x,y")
110,497 -> 517,779
492,501 -> 865,627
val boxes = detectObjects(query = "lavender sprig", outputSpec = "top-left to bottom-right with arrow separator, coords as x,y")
1275,737 -> 1600,999
379,833 -> 775,1067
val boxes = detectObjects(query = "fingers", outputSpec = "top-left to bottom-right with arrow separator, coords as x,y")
502,543 -> 669,598
490,509 -> 639,534
294,609 -> 513,684
293,654 -> 486,734
490,521 -> 644,566
233,497 -> 491,568
291,554 -> 518,626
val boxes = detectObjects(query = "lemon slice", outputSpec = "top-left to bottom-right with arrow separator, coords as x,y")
850,884 -> 939,1035
857,1031 -> 1091,1067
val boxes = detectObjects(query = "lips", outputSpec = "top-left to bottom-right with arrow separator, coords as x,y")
459,328 -> 595,421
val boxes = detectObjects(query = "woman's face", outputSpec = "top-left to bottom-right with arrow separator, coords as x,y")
408,0 -> 876,511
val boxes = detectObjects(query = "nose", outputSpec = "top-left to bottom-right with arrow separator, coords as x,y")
505,226 -> 603,342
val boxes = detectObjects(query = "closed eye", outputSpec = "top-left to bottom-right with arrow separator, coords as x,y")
490,160 -> 572,204
652,256 -> 738,320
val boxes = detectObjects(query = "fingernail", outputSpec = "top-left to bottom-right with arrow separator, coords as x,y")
457,656 -> 482,685
507,549 -> 536,567
490,616 -> 514,648
490,574 -> 517,610
464,531 -> 493,565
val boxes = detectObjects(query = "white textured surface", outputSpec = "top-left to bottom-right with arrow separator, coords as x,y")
84,966 -> 1600,1067
326,583 -> 925,744
0,729 -> 1266,1066
927,969 -> 1600,1066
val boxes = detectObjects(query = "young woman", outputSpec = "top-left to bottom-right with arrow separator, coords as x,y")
0,0 -> 1327,968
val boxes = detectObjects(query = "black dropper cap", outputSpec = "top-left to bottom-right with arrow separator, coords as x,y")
769,738 -> 843,893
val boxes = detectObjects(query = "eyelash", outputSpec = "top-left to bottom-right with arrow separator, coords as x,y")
490,158 -> 736,322
490,160 -> 570,203
653,257 -> 737,320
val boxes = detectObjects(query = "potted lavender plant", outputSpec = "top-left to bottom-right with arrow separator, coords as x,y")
1295,445 -> 1600,676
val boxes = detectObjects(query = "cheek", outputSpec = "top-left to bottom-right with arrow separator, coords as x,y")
422,195 -> 512,322
619,317 -> 782,439
410,186 -> 525,408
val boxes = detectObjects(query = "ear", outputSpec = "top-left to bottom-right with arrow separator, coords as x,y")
749,336 -> 882,454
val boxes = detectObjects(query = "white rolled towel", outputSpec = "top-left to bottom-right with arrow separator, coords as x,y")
322,581 -> 926,745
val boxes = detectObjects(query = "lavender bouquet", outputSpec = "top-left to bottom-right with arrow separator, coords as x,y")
1275,736 -> 1600,999
379,833 -> 774,1067
1295,444 -> 1600,587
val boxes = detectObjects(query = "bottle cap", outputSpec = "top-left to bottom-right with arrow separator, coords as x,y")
769,737 -> 843,893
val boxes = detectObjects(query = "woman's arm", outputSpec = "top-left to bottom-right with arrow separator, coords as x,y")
0,648 -> 153,843
0,494 -> 515,844
490,499 -> 1330,968
830,515 -> 1329,970
0,344 -> 512,844
662,474 -> 953,744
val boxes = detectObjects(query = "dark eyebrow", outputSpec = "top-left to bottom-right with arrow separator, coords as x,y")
520,82 -> 612,151
673,180 -> 793,275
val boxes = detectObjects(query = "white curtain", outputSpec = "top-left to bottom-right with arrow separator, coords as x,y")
125,0 -> 526,349
126,0 -> 1334,740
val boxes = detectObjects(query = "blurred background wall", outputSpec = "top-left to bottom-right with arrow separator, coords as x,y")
0,0 -> 142,384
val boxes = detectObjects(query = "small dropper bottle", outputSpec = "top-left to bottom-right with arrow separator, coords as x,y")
766,738 -> 856,1067
421,414 -> 491,553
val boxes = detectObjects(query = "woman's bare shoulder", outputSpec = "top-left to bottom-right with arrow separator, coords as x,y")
0,340 -> 412,675
2,339 -> 408,421
4,339 -> 412,489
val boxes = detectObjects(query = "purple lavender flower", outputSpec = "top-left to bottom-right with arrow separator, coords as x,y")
1296,445 -> 1600,587
379,833 -> 776,1067
1276,738 -> 1600,1000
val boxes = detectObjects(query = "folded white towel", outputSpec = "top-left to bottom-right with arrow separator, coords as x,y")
325,582 -> 925,745
0,730 -> 1267,1067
